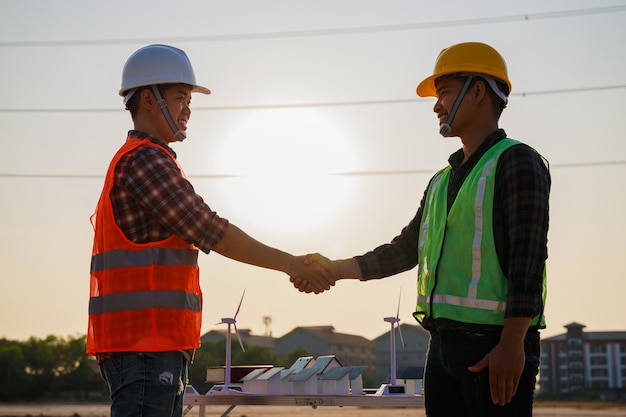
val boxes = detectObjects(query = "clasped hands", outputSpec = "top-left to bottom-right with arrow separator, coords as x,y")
290,253 -> 336,294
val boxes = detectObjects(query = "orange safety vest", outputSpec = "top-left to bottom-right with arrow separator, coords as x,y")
87,138 -> 202,355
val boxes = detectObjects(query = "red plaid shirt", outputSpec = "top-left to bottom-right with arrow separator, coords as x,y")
110,130 -> 228,252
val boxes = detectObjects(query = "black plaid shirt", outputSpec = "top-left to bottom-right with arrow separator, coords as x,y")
355,129 -> 550,325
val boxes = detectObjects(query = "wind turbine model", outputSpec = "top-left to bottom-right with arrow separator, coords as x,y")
375,289 -> 407,396
209,290 -> 247,394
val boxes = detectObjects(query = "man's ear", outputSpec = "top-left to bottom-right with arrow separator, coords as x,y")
472,79 -> 488,105
139,88 -> 156,111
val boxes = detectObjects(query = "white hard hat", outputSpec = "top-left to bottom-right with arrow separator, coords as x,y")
119,44 -> 210,99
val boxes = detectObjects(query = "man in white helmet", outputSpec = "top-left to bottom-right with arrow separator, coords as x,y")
88,44 -> 333,417
298,42 -> 550,416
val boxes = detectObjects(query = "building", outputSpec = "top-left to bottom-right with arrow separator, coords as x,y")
273,326 -> 376,380
373,323 -> 429,386
540,322 -> 626,398
201,328 -> 275,349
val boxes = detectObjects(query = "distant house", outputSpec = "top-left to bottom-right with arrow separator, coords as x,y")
201,328 -> 275,349
373,323 -> 429,386
274,326 -> 376,379
540,322 -> 626,398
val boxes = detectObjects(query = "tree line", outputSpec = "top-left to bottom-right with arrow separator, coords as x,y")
0,335 -> 309,401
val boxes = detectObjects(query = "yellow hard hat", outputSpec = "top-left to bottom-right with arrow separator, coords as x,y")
416,42 -> 512,97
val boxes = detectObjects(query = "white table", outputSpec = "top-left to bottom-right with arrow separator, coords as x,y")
183,392 -> 425,417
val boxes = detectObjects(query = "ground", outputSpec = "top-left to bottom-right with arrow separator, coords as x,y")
1,403 -> 626,417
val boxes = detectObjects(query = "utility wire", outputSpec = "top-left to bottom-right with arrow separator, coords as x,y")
1,160 -> 625,180
1,5 -> 625,47
1,84 -> 625,113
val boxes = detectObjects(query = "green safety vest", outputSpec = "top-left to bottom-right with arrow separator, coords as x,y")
415,138 -> 546,327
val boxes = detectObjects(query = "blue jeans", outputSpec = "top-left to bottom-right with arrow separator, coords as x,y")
424,328 -> 540,417
99,351 -> 188,417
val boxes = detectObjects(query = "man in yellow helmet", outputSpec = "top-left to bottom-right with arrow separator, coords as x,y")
297,42 -> 550,415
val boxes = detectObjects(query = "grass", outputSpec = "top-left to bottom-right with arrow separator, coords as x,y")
535,400 -> 626,409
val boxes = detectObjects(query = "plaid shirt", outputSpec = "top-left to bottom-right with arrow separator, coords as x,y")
111,130 -> 229,253
355,129 -> 550,325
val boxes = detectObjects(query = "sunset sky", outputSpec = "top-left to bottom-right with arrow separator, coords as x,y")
1,0 -> 625,343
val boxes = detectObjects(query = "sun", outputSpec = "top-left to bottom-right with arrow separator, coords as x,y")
213,108 -> 356,234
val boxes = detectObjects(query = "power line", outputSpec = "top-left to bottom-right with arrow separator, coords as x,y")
1,160 -> 625,180
0,173 -> 103,179
1,5 -> 625,47
1,84 -> 625,113
331,160 -> 626,176
549,160 -> 626,169
514,84 -> 626,97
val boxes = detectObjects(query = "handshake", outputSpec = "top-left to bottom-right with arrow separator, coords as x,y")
288,253 -> 358,294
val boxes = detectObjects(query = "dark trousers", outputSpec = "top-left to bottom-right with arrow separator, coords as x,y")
424,328 -> 540,417
99,351 -> 188,417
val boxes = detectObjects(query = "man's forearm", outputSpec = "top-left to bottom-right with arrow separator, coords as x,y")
333,258 -> 363,280
500,317 -> 533,344
212,224 -> 293,272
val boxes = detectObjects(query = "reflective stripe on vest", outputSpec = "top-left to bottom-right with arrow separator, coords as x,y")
417,172 -> 444,258
89,290 -> 201,314
91,247 -> 198,273
469,157 -> 495,301
417,293 -> 506,312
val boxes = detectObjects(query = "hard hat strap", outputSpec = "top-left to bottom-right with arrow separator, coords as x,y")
123,88 -> 138,107
440,75 -> 474,137
476,75 -> 508,107
150,85 -> 187,141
